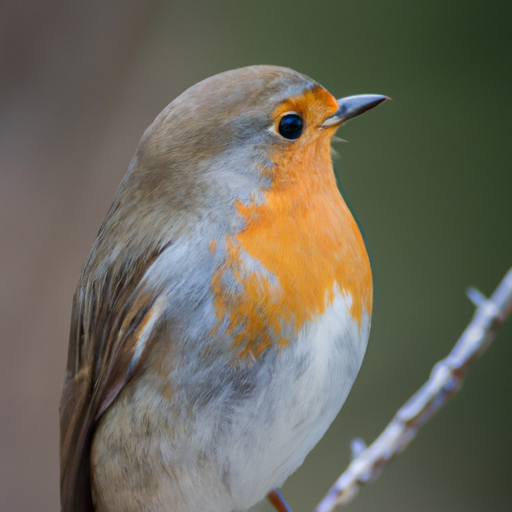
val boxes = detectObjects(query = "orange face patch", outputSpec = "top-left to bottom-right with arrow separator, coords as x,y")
211,87 -> 372,360
271,86 -> 339,131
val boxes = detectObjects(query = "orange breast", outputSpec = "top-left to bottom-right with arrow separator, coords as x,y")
211,136 -> 372,360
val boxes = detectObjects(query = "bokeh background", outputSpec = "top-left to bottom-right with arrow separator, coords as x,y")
1,1 -> 511,511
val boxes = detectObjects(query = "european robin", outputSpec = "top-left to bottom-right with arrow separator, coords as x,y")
60,65 -> 387,512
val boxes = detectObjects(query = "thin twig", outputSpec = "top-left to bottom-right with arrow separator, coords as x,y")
315,268 -> 512,512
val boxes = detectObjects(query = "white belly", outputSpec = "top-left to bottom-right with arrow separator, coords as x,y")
223,289 -> 369,510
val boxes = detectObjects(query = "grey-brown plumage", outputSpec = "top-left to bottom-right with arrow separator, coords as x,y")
60,218 -> 166,511
59,66 -> 310,510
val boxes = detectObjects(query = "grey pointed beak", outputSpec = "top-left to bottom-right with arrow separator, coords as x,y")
321,94 -> 389,128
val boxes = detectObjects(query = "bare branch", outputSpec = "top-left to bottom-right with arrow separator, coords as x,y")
315,268 -> 512,512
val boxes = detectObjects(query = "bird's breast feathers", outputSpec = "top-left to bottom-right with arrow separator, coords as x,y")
207,158 -> 372,362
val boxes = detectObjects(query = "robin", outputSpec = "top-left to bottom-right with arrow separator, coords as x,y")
59,65 -> 387,512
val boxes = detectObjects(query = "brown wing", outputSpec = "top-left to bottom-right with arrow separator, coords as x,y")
59,246 -> 167,512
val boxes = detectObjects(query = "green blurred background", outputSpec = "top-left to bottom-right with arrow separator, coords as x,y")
1,1 -> 511,511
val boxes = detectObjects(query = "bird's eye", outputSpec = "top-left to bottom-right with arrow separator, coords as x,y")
278,114 -> 304,140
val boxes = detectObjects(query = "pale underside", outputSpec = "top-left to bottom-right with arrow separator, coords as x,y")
90,288 -> 369,512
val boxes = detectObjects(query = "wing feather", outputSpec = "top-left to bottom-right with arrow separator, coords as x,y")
59,246 -> 167,512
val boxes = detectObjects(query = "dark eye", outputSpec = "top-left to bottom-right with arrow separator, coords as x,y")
278,114 -> 304,140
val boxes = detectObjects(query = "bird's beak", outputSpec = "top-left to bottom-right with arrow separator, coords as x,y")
321,94 -> 389,128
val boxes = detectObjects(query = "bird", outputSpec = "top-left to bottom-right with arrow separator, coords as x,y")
59,65 -> 387,512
